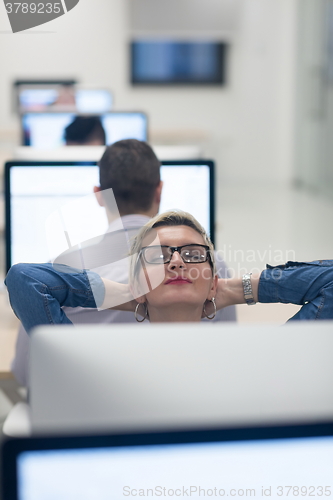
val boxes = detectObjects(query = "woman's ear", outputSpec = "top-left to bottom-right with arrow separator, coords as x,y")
207,274 -> 218,301
129,282 -> 147,304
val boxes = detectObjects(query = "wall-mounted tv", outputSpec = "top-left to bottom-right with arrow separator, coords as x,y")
131,40 -> 228,85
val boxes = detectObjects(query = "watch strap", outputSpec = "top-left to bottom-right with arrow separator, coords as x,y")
242,273 -> 256,305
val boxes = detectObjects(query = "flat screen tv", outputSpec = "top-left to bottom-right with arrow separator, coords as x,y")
131,40 -> 228,85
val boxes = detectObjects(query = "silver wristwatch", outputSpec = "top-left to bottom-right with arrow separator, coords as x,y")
242,273 -> 256,305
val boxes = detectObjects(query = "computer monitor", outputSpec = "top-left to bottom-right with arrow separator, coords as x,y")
74,89 -> 113,113
21,112 -> 148,148
13,79 -> 77,113
5,160 -> 215,271
15,81 -> 113,114
2,422 -> 333,500
28,323 -> 333,435
19,88 -> 113,113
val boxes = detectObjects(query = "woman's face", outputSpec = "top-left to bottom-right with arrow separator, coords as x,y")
136,225 -> 217,313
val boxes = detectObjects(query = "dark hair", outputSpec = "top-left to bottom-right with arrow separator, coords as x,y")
99,139 -> 161,215
64,116 -> 106,145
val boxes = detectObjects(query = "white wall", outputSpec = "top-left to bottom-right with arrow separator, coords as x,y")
294,0 -> 333,197
0,0 -> 298,184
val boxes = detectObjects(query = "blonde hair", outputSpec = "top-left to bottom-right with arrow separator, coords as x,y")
130,209 -> 216,286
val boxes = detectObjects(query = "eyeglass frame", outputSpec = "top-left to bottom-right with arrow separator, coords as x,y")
140,244 -> 212,265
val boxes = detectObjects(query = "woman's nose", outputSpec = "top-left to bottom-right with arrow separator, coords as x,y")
167,251 -> 186,269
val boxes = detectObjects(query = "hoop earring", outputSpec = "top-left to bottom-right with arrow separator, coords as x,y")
203,297 -> 216,320
135,302 -> 148,322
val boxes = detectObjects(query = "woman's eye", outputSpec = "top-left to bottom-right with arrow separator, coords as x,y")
190,255 -> 201,261
151,254 -> 164,262
184,251 -> 200,261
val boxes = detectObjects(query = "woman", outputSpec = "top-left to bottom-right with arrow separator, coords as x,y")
5,210 -> 333,332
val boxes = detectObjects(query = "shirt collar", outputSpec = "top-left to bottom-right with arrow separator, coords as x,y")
106,214 -> 151,233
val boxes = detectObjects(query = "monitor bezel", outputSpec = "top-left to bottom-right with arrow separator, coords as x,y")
2,421 -> 333,500
4,159 -> 215,273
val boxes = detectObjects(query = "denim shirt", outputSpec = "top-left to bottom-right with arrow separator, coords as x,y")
4,260 -> 333,333
258,260 -> 333,320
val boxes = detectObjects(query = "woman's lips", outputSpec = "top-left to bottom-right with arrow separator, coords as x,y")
165,277 -> 192,285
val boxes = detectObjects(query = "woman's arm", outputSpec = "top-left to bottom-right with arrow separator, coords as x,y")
258,260 -> 333,320
5,263 -> 134,333
5,263 -> 100,333
216,260 -> 333,320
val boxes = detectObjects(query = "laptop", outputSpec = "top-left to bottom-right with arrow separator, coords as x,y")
3,422 -> 333,499
21,111 -> 147,147
28,322 -> 333,435
4,160 -> 215,271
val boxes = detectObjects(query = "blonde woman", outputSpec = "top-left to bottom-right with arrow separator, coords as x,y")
5,210 -> 333,331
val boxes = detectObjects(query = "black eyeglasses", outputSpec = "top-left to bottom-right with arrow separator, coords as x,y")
140,244 -> 211,265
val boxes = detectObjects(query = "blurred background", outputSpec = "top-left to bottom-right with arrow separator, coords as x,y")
0,0 -> 333,375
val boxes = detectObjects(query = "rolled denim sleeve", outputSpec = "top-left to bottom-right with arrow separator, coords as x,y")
258,260 -> 333,320
5,263 -> 105,333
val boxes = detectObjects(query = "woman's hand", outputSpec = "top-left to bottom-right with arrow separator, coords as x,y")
101,279 -> 137,312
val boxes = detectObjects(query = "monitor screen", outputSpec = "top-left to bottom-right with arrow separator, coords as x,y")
131,41 -> 227,84
16,82 -> 113,114
21,112 -> 148,148
75,89 -> 113,113
5,161 -> 214,270
19,87 -> 60,110
13,79 -> 77,113
3,427 -> 333,500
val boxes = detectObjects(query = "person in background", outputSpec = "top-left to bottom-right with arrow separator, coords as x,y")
64,116 -> 106,145
11,140 -> 236,385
